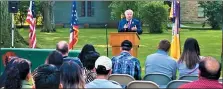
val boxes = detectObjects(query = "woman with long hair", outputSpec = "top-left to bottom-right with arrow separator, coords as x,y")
78,44 -> 96,62
178,38 -> 202,77
60,61 -> 85,89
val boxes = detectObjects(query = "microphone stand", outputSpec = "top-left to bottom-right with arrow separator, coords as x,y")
105,24 -> 109,57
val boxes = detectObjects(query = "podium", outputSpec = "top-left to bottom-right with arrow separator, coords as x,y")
109,32 -> 140,57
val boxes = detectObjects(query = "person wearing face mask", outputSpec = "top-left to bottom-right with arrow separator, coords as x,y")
118,9 -> 143,35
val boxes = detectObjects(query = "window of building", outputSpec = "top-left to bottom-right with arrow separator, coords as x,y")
198,6 -> 205,18
79,1 -> 85,17
87,1 -> 95,17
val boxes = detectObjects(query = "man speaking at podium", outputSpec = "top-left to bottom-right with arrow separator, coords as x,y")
118,9 -> 143,35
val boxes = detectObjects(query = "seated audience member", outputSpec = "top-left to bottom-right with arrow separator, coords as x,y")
78,44 -> 97,63
111,40 -> 141,80
60,61 -> 85,88
4,58 -> 33,89
0,56 -> 17,88
178,38 -> 202,77
33,64 -> 60,89
45,50 -> 63,69
145,39 -> 177,79
86,56 -> 122,88
56,41 -> 83,68
82,51 -> 100,84
179,56 -> 222,88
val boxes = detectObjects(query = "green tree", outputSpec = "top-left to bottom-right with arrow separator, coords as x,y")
109,1 -> 142,20
0,1 -> 28,48
15,1 -> 42,27
139,1 -> 169,33
15,1 -> 29,27
199,1 -> 222,29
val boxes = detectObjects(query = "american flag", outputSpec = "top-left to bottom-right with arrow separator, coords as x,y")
26,1 -> 36,48
69,1 -> 79,50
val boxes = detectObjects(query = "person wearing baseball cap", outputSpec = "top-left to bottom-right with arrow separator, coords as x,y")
85,56 -> 122,88
111,40 -> 141,80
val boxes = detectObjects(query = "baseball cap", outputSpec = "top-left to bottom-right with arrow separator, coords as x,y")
121,40 -> 132,48
95,56 -> 112,70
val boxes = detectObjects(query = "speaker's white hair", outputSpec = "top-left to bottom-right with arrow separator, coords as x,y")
124,9 -> 133,15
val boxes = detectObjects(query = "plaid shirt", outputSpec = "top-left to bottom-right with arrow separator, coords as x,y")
111,51 -> 141,80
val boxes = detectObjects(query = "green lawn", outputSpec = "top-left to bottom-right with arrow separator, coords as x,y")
18,28 -> 221,77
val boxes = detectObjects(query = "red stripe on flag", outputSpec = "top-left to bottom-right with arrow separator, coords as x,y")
26,2 -> 36,48
69,26 -> 79,50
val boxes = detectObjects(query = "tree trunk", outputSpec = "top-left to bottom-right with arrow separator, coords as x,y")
41,1 -> 55,32
0,1 -> 28,48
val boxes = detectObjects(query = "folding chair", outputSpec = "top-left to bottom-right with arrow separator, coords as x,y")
127,81 -> 159,89
178,75 -> 198,81
219,78 -> 222,83
143,73 -> 172,88
108,74 -> 135,88
166,80 -> 192,89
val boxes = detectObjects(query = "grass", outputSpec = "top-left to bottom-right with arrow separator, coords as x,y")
18,28 -> 222,77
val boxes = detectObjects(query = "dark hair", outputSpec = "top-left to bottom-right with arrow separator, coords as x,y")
178,38 -> 200,69
78,44 -> 96,62
46,50 -> 63,69
121,40 -> 132,51
96,65 -> 110,75
56,42 -> 69,55
60,61 -> 85,89
2,58 -> 31,89
15,59 -> 31,80
199,58 -> 221,80
0,57 -> 18,88
33,64 -> 60,89
5,66 -> 21,89
83,51 -> 100,70
158,39 -> 170,52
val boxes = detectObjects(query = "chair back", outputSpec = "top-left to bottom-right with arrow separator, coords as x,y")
179,75 -> 198,81
219,78 -> 222,83
109,80 -> 122,86
166,80 -> 192,89
143,73 -> 172,86
108,74 -> 135,86
127,81 -> 159,89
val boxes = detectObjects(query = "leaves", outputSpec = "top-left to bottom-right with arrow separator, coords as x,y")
109,1 -> 142,20
198,1 -> 222,29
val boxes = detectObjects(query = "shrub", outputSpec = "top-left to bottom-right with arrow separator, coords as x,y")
139,1 -> 169,33
199,1 -> 222,29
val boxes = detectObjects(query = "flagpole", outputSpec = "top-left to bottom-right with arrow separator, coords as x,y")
105,24 -> 109,57
11,13 -> 15,48
178,0 -> 181,54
